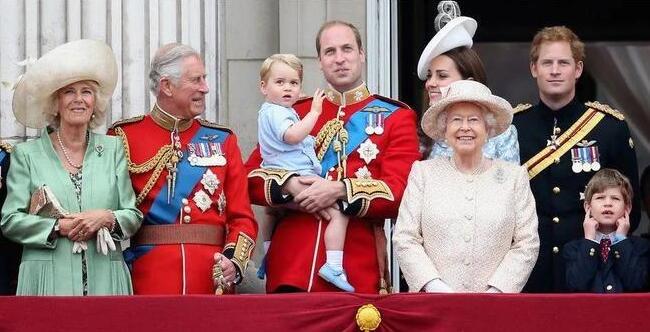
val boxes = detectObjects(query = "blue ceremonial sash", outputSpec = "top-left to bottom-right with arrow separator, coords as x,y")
0,151 -> 6,165
125,126 -> 230,264
319,99 -> 399,177
146,126 -> 229,224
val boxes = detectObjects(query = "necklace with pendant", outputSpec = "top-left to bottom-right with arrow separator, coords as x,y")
57,130 -> 88,169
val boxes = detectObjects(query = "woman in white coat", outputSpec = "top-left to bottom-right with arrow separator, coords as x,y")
393,80 -> 539,293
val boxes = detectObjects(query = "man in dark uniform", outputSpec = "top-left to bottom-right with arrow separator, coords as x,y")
513,26 -> 641,292
0,142 -> 21,295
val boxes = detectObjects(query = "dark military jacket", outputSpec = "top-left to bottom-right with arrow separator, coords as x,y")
513,98 -> 641,293
0,142 -> 21,295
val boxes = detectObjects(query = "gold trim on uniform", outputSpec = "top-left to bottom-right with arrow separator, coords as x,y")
150,103 -> 193,132
342,178 -> 394,204
0,141 -> 13,153
314,118 -> 344,161
524,108 -> 605,179
512,103 -> 532,115
247,168 -> 299,205
114,127 -> 175,205
585,101 -> 625,120
324,82 -> 371,106
231,232 -> 255,276
109,115 -> 145,130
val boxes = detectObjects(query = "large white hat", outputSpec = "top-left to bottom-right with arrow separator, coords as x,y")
421,80 -> 513,140
417,16 -> 477,80
12,39 -> 118,129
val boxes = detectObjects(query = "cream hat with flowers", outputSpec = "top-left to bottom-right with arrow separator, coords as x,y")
421,80 -> 513,140
12,39 -> 118,129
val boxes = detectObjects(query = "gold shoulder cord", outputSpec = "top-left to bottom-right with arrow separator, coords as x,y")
314,107 -> 349,180
114,127 -> 174,205
0,141 -> 13,153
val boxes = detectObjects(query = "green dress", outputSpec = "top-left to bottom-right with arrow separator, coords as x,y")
0,129 -> 143,295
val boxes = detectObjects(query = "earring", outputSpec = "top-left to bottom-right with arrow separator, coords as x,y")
91,113 -> 96,119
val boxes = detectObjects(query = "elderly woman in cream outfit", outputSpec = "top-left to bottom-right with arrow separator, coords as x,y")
393,80 -> 539,293
1,39 -> 142,295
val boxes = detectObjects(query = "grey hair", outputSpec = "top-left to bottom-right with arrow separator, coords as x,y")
149,43 -> 200,95
436,102 -> 497,138
47,80 -> 108,129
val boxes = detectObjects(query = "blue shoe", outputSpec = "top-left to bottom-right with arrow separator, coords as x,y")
256,255 -> 267,280
318,263 -> 355,292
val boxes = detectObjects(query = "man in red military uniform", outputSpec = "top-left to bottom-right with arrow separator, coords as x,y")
246,21 -> 420,293
109,43 -> 257,294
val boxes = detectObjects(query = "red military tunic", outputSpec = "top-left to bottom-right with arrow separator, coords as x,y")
109,105 -> 257,294
246,83 -> 420,293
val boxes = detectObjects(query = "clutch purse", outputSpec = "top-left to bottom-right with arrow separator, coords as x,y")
29,185 -> 68,218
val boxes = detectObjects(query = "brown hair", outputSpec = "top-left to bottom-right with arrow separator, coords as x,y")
315,20 -> 363,56
259,54 -> 303,82
442,47 -> 488,85
529,26 -> 585,63
585,168 -> 633,207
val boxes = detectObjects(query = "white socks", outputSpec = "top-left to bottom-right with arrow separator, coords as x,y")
326,250 -> 343,270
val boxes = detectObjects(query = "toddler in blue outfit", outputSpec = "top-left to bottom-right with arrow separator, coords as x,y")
257,54 -> 353,292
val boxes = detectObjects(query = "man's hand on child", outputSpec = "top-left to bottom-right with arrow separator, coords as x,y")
583,207 -> 599,240
615,211 -> 630,237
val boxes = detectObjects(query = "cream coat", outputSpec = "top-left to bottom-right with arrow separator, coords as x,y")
393,158 -> 539,293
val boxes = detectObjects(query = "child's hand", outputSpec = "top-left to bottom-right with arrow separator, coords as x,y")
309,88 -> 326,115
583,207 -> 598,240
615,211 -> 630,237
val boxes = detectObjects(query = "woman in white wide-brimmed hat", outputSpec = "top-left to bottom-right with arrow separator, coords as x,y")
393,80 -> 539,293
1,39 -> 142,296
416,1 -> 519,163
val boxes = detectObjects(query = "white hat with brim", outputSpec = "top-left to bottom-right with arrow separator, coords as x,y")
421,80 -> 513,140
12,39 -> 118,129
417,16 -> 477,80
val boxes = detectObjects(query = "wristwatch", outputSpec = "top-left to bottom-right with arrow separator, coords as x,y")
53,219 -> 60,234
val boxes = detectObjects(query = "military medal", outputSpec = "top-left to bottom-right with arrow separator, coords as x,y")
571,148 -> 582,173
546,118 -> 560,150
590,146 -> 601,171
187,142 -> 227,167
581,147 -> 592,173
355,166 -> 372,179
201,169 -> 220,195
217,192 -> 227,215
357,139 -> 379,164
365,114 -> 374,135
192,190 -> 212,212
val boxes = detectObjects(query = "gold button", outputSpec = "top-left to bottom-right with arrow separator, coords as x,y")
552,246 -> 559,254
552,217 -> 560,224
183,215 -> 191,223
553,187 -> 560,194
554,127 -> 561,134
606,285 -> 613,291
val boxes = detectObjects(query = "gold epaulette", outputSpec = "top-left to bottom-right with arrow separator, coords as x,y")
0,141 -> 13,153
197,118 -> 232,133
513,103 -> 532,115
585,101 -> 625,120
109,115 -> 145,129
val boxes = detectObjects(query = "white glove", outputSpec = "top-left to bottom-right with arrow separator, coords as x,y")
424,278 -> 454,293
96,227 -> 116,255
72,241 -> 88,254
486,286 -> 502,293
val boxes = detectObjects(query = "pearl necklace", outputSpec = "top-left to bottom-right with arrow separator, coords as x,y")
450,156 -> 486,176
56,130 -> 88,169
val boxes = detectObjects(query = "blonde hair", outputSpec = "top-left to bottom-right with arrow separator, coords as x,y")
260,54 -> 303,82
530,26 -> 585,63
585,168 -> 633,207
48,80 -> 107,129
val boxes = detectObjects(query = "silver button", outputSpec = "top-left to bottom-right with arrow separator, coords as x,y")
464,235 -> 471,242
467,178 -> 474,183
552,246 -> 559,254
606,285 -> 613,291
464,258 -> 471,266
465,214 -> 473,220
465,196 -> 473,201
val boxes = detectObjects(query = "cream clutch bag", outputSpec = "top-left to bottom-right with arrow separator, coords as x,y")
29,185 -> 68,218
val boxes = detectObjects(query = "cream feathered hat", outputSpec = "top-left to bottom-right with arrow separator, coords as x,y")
417,1 -> 477,80
12,39 -> 118,129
